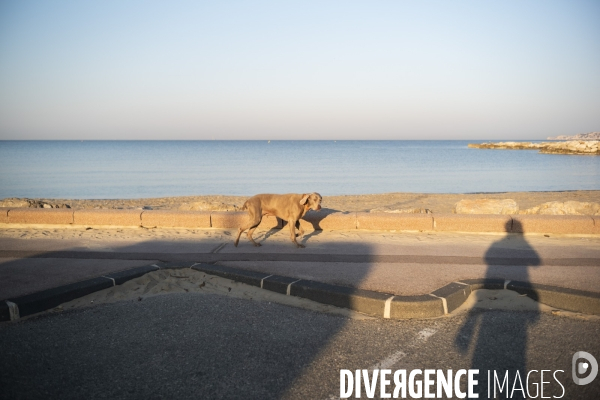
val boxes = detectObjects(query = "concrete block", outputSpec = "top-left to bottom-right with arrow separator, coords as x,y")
433,213 -> 512,233
192,263 -> 270,287
459,278 -> 506,291
508,281 -> 600,315
8,277 -> 113,318
0,301 -> 10,322
431,282 -> 472,313
0,208 -> 9,224
262,275 -> 302,295
8,208 -> 73,225
356,212 -> 433,231
299,211 -> 356,231
211,212 -> 281,229
290,280 -> 391,317
104,265 -> 160,285
511,215 -> 595,235
153,261 -> 197,270
141,210 -> 211,228
73,209 -> 142,226
389,295 -> 445,319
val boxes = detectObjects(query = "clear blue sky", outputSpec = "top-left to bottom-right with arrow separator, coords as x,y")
1,0 -> 599,140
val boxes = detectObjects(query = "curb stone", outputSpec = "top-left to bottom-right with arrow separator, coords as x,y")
0,301 -> 10,322
431,282 -> 472,314
5,277 -> 114,319
389,295 -> 445,319
507,281 -> 600,315
191,263 -> 269,287
289,280 -> 393,316
2,263 -> 600,322
153,261 -> 198,270
104,265 -> 160,285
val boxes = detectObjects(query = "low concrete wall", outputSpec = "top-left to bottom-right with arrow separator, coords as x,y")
211,212 -> 279,230
74,209 -> 142,227
511,215 -> 596,235
0,208 -> 598,235
357,212 -> 433,231
0,208 -> 8,224
141,210 -> 211,228
299,211 -> 357,231
433,214 -> 511,233
8,209 -> 74,225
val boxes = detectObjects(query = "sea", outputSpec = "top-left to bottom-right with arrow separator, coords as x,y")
0,141 -> 598,199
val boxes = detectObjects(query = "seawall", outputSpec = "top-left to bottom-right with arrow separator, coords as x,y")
1,208 -> 599,235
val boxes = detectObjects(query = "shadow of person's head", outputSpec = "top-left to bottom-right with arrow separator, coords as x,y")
509,219 -> 523,235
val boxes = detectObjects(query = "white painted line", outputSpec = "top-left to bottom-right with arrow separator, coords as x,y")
326,328 -> 437,399
383,295 -> 395,319
504,279 -> 511,290
454,281 -> 469,286
211,242 -> 228,254
429,293 -> 448,314
287,279 -> 302,295
151,264 -> 161,269
417,328 -> 436,340
6,301 -> 19,321
102,276 -> 116,286
368,328 -> 436,371
260,275 -> 273,289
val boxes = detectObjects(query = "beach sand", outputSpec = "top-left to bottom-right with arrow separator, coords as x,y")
4,190 -> 600,213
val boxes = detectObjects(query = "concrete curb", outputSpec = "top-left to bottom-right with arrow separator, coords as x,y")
1,209 -> 599,235
191,264 -> 600,318
2,263 -> 599,322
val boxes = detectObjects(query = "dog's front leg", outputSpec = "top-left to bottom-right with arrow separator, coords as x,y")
295,220 -> 305,238
289,219 -> 305,248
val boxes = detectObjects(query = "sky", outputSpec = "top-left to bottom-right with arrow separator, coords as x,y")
0,0 -> 599,140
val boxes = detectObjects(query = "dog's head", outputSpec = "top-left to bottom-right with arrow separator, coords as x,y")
300,192 -> 322,211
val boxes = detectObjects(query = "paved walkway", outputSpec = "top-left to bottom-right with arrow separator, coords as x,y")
1,230 -> 599,318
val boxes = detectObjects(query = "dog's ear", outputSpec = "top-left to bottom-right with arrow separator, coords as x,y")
299,194 -> 309,205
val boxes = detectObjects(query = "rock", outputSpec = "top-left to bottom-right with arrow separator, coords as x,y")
0,198 -> 30,208
519,201 -> 600,215
34,201 -> 71,209
179,201 -> 240,212
453,199 -> 518,215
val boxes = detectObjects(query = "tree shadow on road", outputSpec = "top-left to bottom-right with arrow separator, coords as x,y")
454,220 -> 540,399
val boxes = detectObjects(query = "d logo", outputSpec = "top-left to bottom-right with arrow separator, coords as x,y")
572,351 -> 598,385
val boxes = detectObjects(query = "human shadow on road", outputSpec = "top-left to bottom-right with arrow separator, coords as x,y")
454,220 -> 541,399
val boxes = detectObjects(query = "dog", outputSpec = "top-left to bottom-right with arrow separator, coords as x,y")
234,193 -> 322,248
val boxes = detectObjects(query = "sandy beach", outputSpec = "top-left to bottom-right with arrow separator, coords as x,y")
2,190 -> 600,214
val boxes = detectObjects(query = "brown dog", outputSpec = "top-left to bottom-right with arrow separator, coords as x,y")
234,193 -> 322,248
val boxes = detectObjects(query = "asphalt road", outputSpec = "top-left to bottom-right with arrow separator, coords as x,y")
1,292 -> 599,400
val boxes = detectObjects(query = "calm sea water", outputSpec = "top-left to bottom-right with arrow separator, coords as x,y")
0,141 -> 598,199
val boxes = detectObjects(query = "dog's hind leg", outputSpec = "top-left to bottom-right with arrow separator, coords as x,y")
234,213 -> 262,247
246,225 -> 261,247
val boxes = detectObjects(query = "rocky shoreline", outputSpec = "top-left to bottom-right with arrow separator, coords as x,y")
468,140 -> 599,155
547,132 -> 600,140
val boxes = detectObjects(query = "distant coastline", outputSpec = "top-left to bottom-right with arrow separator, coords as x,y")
468,140 -> 599,155
547,132 -> 600,140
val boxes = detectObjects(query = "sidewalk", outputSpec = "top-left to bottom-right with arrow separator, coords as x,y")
1,228 -> 599,321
